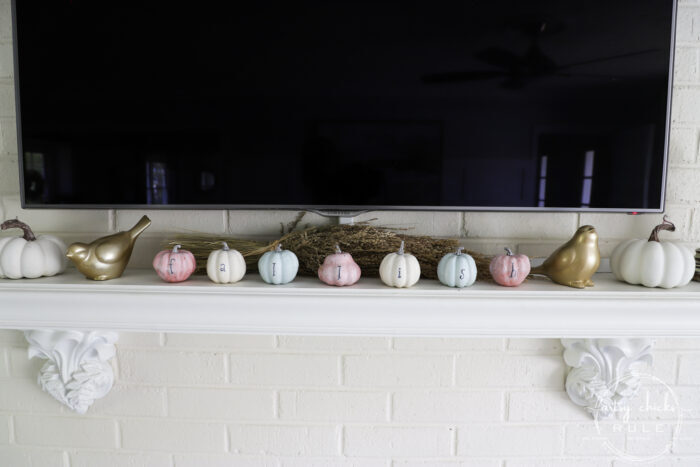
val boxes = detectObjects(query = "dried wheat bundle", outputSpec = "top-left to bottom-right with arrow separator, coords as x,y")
163,224 -> 494,281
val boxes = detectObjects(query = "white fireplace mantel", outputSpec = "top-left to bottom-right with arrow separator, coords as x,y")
0,269 -> 694,415
0,269 -> 698,337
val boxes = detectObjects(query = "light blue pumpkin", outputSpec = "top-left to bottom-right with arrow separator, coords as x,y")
437,247 -> 477,288
258,244 -> 299,284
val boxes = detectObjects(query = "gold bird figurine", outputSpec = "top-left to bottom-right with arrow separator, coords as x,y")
66,215 -> 151,280
530,225 -> 600,288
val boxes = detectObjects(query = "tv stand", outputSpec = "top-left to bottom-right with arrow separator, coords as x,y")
308,209 -> 370,225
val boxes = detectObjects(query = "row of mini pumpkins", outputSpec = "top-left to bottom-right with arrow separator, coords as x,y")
151,240 -> 532,288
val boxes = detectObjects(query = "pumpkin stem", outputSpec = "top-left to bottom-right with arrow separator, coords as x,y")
275,244 -> 283,252
398,240 -> 405,255
504,247 -> 513,256
335,244 -> 342,254
222,242 -> 230,251
0,219 -> 36,241
455,246 -> 464,255
648,215 -> 675,242
172,244 -> 181,253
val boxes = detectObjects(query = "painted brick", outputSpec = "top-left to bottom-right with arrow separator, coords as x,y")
393,461 -> 500,467
229,424 -> 340,456
652,352 -> 680,386
0,43 -> 11,79
564,423 -> 625,456
281,459 -> 389,467
579,207 -> 691,242
344,355 -> 453,388
0,118 -> 16,155
89,385 -> 166,417
355,211 -> 461,237
279,390 -> 388,422
689,207 -> 700,242
670,127 -> 699,165
115,332 -> 164,348
462,212 -> 578,240
0,415 -> 8,444
673,423 -> 700,454
168,387 -> 275,420
674,88 -> 700,123
677,7 -> 700,42
508,391 -> 590,422
0,84 -> 14,117
71,452 -> 172,467
0,329 -> 27,345
1,196 -> 111,232
118,349 -> 226,385
455,354 -> 565,388
507,338 -> 563,353
228,210 -> 333,237
457,424 -> 562,456
0,159 -> 19,197
614,458 -> 700,467
392,338 -> 504,352
0,348 -> 8,378
174,454 -> 279,467
0,379 -> 64,413
344,426 -> 451,457
166,333 -> 275,349
675,387 -> 700,420
0,0 -> 11,41
229,354 -> 339,387
625,428 -> 674,460
675,48 -> 699,83
0,447 -> 65,467
14,415 -> 117,448
121,419 -> 226,452
676,354 -> 700,385
174,454 -> 280,467
506,460 -> 612,467
9,346 -> 43,379
392,391 -> 502,422
116,209 -> 227,234
656,339 -> 700,350
278,336 -> 391,351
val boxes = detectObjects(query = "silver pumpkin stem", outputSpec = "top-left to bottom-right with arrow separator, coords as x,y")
335,244 -> 342,254
455,246 -> 464,255
275,244 -> 283,252
398,240 -> 405,255
172,244 -> 181,254
222,242 -> 230,251
504,247 -> 513,256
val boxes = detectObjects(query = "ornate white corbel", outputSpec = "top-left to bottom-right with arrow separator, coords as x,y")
561,338 -> 654,419
24,330 -> 118,414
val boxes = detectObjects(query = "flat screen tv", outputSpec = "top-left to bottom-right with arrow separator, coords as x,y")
12,0 -> 676,212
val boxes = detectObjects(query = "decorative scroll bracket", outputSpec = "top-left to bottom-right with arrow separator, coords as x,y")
24,330 -> 118,414
561,338 -> 654,419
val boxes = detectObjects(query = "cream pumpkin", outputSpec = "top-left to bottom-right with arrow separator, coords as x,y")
379,241 -> 420,288
610,217 -> 695,289
207,242 -> 246,284
0,219 -> 67,279
153,245 -> 197,283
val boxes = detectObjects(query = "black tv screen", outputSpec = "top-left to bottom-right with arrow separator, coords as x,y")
13,0 -> 675,211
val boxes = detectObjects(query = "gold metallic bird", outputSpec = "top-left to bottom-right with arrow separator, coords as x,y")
66,216 -> 151,280
530,225 -> 600,288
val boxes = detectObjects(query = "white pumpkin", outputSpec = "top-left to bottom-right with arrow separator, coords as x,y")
437,247 -> 477,288
258,244 -> 299,285
379,241 -> 421,288
610,217 -> 695,289
206,242 -> 246,284
0,219 -> 67,279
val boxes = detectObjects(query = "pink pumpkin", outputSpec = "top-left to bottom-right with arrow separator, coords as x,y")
318,245 -> 361,286
489,247 -> 530,287
153,244 -> 196,283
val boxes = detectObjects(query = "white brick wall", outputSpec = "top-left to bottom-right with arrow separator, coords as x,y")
1,2 -> 700,466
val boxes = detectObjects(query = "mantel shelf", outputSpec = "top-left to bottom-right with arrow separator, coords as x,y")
1,269 -> 699,337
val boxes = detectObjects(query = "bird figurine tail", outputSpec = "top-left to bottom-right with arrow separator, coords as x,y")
129,215 -> 152,240
530,265 -> 544,275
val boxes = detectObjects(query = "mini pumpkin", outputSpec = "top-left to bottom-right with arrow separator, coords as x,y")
207,242 -> 246,284
379,241 -> 420,288
318,245 -> 361,286
258,244 -> 299,285
437,247 -> 477,288
153,244 -> 196,283
0,219 -> 67,279
610,217 -> 695,289
489,247 -> 530,287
